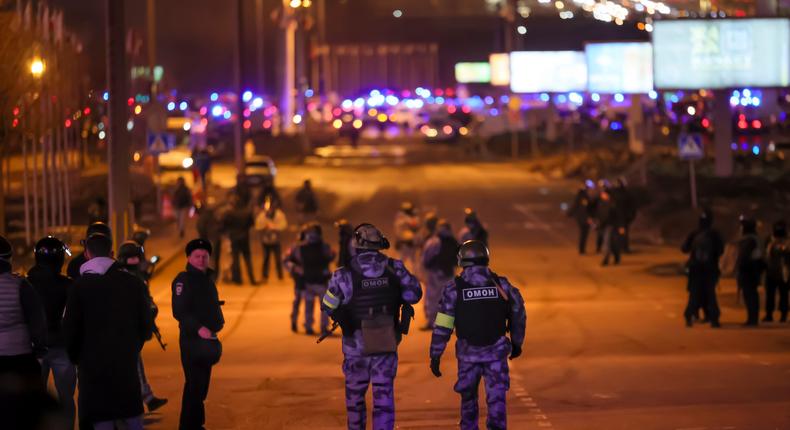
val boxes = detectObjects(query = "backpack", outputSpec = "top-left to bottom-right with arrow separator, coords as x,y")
691,230 -> 715,265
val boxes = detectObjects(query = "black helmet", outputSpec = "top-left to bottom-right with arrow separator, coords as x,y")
0,235 -> 12,262
117,241 -> 144,265
739,214 -> 757,233
35,236 -> 69,269
457,240 -> 489,268
773,220 -> 787,238
401,201 -> 415,215
353,223 -> 390,251
131,228 -> 150,247
301,222 -> 323,241
699,208 -> 714,228
437,218 -> 452,235
424,212 -> 438,230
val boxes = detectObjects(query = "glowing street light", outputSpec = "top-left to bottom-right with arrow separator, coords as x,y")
30,58 -> 45,77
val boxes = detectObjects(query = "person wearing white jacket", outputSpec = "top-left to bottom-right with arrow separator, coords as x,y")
255,201 -> 288,282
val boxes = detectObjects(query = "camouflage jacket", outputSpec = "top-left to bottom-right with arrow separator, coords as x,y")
321,252 -> 422,357
430,266 -> 526,363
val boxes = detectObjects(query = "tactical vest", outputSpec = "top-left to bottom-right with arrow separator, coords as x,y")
432,236 -> 459,277
454,275 -> 508,347
349,261 -> 401,329
300,242 -> 331,284
0,273 -> 32,356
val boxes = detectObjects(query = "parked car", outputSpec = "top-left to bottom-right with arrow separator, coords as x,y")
244,155 -> 277,186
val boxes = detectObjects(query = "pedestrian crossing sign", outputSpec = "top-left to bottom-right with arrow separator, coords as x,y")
678,133 -> 704,161
147,132 -> 175,154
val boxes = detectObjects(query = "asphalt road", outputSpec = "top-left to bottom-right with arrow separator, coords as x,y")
138,160 -> 790,430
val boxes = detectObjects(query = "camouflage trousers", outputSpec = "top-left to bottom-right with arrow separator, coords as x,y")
342,353 -> 398,430
454,358 -> 510,430
423,270 -> 452,326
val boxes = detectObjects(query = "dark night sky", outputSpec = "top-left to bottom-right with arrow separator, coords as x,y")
51,0 -> 646,95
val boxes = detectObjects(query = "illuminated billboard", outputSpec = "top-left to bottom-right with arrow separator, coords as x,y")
586,42 -> 653,93
489,53 -> 510,86
653,19 -> 790,89
454,62 -> 491,84
509,51 -> 587,93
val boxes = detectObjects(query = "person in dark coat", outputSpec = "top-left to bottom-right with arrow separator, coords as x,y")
295,179 -> 318,224
612,177 -> 637,253
596,185 -> 624,266
764,220 -> 790,322
173,177 -> 194,238
172,239 -> 225,430
27,236 -> 77,427
567,180 -> 596,255
681,209 -> 724,328
335,219 -> 355,269
66,222 -> 112,280
197,202 -> 223,281
222,195 -> 257,285
736,215 -> 766,326
63,233 -> 153,429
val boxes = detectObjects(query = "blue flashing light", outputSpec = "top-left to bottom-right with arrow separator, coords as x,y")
353,98 -> 365,108
500,95 -> 510,104
752,145 -> 760,156
305,89 -> 314,98
730,96 -> 740,106
211,105 -> 224,117
731,143 -> 738,150
740,98 -> 749,107
752,97 -> 761,106
251,97 -> 264,109
210,92 -> 219,102
370,89 -> 381,97
167,101 -> 176,111
732,90 -> 740,98
610,121 -> 623,131
556,94 -> 568,104
670,94 -> 679,103
741,143 -> 749,151
648,90 -> 658,100
242,91 -> 253,103
341,99 -> 353,110
179,101 -> 188,111
385,95 -> 399,106
569,92 -> 583,105
102,91 -> 109,101
780,112 -> 787,121
614,93 -> 625,103
489,108 -> 499,116
484,96 -> 494,105
743,88 -> 751,98
539,93 -> 550,102
427,97 -> 436,104
413,99 -> 424,109
436,96 -> 445,105
591,93 -> 601,102
223,110 -> 232,120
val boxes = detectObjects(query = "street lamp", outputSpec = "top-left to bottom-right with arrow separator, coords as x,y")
30,58 -> 45,78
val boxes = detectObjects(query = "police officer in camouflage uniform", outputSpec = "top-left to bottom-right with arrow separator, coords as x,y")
430,240 -> 527,430
420,219 -> 459,330
320,223 -> 422,430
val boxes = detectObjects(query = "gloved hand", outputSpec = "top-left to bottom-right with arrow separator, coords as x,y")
430,356 -> 442,377
509,344 -> 522,360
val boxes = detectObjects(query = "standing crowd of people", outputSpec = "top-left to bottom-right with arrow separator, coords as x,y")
682,211 -> 790,328
567,177 -> 637,265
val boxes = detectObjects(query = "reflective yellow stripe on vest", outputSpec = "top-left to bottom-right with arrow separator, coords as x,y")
435,312 -> 455,329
